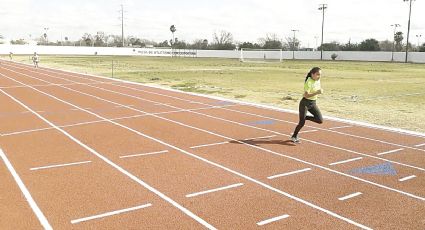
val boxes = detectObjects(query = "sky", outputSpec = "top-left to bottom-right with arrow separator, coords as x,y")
1,0 -> 424,48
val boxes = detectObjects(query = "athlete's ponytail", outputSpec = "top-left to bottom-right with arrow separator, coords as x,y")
305,67 -> 321,82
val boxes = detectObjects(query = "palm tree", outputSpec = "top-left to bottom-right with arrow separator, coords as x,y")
170,25 -> 176,46
394,31 -> 404,51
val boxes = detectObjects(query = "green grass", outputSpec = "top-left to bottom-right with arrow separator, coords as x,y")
8,55 -> 425,133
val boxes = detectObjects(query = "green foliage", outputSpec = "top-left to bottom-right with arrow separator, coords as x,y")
359,38 -> 380,51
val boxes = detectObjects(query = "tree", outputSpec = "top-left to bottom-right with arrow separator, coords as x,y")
0,34 -> 4,44
341,40 -> 359,51
210,30 -> 235,50
157,40 -> 170,47
318,42 -> 341,51
260,34 -> 282,49
191,39 -> 209,49
94,32 -> 105,47
170,25 -> 176,46
419,43 -> 425,52
379,40 -> 393,51
394,32 -> 403,52
359,38 -> 380,51
10,39 -> 27,45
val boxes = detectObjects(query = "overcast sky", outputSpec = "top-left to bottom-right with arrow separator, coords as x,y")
1,0 -> 424,47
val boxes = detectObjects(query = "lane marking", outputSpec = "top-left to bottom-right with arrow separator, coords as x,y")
0,149 -> 52,229
1,65 -> 407,228
186,183 -> 244,198
190,141 -> 229,149
299,129 -> 319,134
243,135 -> 276,141
415,143 -> 425,147
338,192 -> 363,201
71,203 -> 152,224
0,84 -> 217,230
2,105 -> 233,137
30,161 -> 92,171
329,157 -> 363,166
267,168 -> 312,179
120,150 -> 169,159
329,125 -> 353,130
399,175 -> 416,182
377,148 -> 404,156
257,214 -> 290,226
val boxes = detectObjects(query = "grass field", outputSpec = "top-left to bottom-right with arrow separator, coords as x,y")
7,55 -> 425,133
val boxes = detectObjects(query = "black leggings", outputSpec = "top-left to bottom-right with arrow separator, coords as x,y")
292,98 -> 323,137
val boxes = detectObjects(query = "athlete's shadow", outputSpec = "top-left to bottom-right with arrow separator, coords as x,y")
229,139 -> 296,146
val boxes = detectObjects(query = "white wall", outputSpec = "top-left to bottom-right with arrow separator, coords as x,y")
1,44 -> 424,63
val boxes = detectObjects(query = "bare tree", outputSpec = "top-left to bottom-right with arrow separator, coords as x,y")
213,30 -> 233,45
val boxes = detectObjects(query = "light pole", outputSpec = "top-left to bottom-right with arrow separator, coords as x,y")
291,29 -> 299,59
318,4 -> 327,60
403,0 -> 414,63
391,24 -> 401,61
416,34 -> 422,50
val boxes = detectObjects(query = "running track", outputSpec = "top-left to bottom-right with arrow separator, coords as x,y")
0,60 -> 424,229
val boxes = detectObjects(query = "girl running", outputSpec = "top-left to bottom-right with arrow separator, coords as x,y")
291,67 -> 324,143
32,52 -> 39,68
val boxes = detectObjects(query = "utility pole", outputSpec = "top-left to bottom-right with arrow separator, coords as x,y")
403,0 -> 414,63
318,4 -> 327,60
391,24 -> 401,61
120,4 -> 125,47
291,29 -> 299,59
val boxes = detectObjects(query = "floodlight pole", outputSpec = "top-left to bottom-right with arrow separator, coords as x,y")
416,34 -> 422,49
318,4 -> 327,60
121,4 -> 125,47
391,24 -> 401,61
291,29 -> 299,59
403,0 -> 414,63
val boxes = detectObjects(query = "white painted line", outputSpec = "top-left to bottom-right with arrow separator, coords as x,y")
186,183 -> 244,198
257,214 -> 290,226
0,149 -> 53,229
120,150 -> 169,159
299,129 -> 319,133
329,157 -> 363,166
339,192 -> 362,201
243,135 -> 276,141
190,141 -> 230,149
71,203 -> 152,224
329,125 -> 353,130
0,83 -> 216,230
377,148 -> 404,156
399,175 -> 416,182
268,168 -> 312,179
30,161 -> 92,171
415,143 -> 425,147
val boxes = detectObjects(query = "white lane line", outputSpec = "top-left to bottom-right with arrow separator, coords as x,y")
299,129 -> 319,134
0,85 -> 216,230
267,168 -> 312,180
71,203 -> 152,224
329,157 -> 363,166
186,183 -> 244,198
0,66 -> 387,228
257,214 -> 290,226
415,143 -> 425,147
399,175 -> 416,182
190,135 -> 276,149
190,141 -> 230,149
0,149 -> 52,230
329,125 -> 353,130
243,135 -> 276,141
120,150 -> 169,159
377,148 -> 404,156
30,161 -> 92,171
338,192 -> 362,201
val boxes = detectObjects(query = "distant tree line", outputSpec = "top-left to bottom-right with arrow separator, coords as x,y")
5,30 -> 425,52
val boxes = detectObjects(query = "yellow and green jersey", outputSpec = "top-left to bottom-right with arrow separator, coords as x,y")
304,78 -> 321,100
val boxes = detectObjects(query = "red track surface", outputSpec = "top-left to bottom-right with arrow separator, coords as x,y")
0,60 -> 424,229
